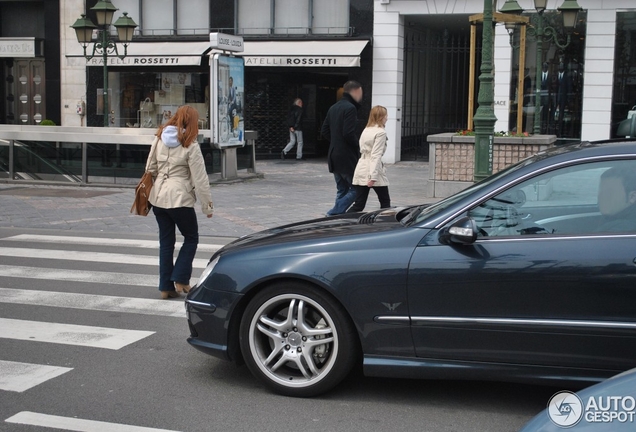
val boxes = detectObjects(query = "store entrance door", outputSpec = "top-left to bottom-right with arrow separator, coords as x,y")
245,69 -> 347,158
2,58 -> 46,125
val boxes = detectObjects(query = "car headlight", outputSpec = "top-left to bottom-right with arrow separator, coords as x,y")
196,256 -> 220,288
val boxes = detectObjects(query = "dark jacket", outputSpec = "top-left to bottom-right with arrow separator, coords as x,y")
321,93 -> 361,175
597,204 -> 636,233
287,104 -> 303,131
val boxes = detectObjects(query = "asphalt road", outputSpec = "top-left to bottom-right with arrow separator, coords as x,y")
0,227 -> 562,432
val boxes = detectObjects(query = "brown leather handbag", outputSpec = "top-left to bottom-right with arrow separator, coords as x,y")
130,139 -> 158,216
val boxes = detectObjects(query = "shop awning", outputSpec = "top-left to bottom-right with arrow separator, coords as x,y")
238,40 -> 369,67
68,41 -> 211,67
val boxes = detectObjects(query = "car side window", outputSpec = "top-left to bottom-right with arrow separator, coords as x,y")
469,159 -> 636,237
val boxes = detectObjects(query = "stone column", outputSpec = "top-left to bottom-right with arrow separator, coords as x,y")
371,6 -> 404,164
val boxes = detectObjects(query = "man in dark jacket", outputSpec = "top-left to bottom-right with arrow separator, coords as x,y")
597,165 -> 636,233
321,81 -> 363,216
281,98 -> 304,160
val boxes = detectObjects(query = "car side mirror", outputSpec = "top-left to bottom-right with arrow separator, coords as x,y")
440,217 -> 478,245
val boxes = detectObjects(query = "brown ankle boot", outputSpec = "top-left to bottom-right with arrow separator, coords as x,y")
161,290 -> 180,299
174,282 -> 191,293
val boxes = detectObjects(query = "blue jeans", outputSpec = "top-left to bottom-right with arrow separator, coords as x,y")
153,206 -> 199,291
327,173 -> 357,216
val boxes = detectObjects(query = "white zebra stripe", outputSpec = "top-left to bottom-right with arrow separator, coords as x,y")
0,288 -> 185,317
0,318 -> 155,350
5,411 -> 182,432
2,234 -> 224,253
0,264 -> 157,287
0,360 -> 73,393
0,247 -> 208,269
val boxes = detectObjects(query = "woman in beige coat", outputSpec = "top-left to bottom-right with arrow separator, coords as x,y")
146,105 -> 214,299
348,105 -> 390,212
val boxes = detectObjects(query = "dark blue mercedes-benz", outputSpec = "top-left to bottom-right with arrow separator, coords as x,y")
186,140 -> 636,397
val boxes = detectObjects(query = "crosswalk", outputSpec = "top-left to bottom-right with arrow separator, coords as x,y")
0,231 -> 227,431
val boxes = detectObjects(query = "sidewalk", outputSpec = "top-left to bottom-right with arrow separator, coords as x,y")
0,159 -> 436,238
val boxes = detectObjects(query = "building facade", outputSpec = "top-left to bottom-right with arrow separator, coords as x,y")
374,0 -> 636,163
1,0 -> 60,125
60,0 -> 374,158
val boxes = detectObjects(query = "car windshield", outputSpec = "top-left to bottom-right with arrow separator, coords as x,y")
405,156 -> 537,226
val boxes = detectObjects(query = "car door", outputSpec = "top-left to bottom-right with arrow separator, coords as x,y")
407,158 -> 636,372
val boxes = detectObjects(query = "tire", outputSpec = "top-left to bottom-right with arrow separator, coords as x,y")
239,282 -> 359,397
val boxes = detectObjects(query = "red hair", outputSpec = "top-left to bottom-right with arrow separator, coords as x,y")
156,105 -> 199,148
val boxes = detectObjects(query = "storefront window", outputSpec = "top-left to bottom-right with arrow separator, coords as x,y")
237,0 -> 349,35
108,71 -> 209,129
115,0 -> 210,36
508,11 -> 587,140
612,12 -> 636,138
312,0 -> 349,35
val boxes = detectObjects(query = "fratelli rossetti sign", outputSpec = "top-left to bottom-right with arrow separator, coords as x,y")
244,56 -> 360,67
87,56 -> 202,66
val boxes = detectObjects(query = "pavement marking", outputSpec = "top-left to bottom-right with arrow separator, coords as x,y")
0,264 -> 157,287
0,318 -> 155,350
0,248 -> 208,269
2,234 -> 224,253
5,411 -> 182,432
0,288 -> 185,318
0,360 -> 73,393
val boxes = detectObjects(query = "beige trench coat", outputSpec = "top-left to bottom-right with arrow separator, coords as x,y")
352,126 -> 389,187
146,137 -> 214,215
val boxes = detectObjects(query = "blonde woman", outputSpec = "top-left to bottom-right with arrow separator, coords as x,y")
146,105 -> 214,299
348,106 -> 390,212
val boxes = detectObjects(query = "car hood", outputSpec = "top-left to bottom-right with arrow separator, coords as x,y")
218,207 -> 411,253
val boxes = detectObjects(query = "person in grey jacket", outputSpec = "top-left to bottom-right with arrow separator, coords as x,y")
281,98 -> 304,160
146,105 -> 214,299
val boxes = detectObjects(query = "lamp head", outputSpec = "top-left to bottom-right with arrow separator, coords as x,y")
558,0 -> 582,29
499,0 -> 524,15
71,14 -> 97,45
91,0 -> 118,26
113,12 -> 138,43
534,0 -> 547,14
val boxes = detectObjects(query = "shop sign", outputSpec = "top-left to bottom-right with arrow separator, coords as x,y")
243,56 -> 360,67
0,38 -> 36,58
210,33 -> 244,53
87,56 -> 202,66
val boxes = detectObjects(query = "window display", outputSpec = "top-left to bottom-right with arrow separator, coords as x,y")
109,71 -> 209,128
612,12 -> 636,138
508,11 -> 587,140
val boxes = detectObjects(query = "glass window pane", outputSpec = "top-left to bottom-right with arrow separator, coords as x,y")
142,0 -> 174,36
274,0 -> 309,35
508,11 -> 587,140
312,0 -> 348,35
612,12 -> 636,138
469,160 -> 636,237
238,0 -> 271,35
112,0 -> 140,36
177,0 -> 209,35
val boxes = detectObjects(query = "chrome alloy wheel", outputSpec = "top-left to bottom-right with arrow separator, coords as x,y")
247,294 -> 338,388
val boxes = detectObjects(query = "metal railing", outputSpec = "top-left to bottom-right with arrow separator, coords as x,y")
0,126 -> 256,186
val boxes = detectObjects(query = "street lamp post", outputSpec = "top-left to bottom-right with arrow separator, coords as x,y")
472,0 -> 498,182
71,0 -> 137,127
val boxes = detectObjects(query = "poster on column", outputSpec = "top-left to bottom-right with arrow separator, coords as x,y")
211,54 -> 245,148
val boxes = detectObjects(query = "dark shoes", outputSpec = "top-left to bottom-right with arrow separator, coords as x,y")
281,150 -> 286,160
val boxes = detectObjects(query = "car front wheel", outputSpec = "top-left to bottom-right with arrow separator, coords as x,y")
239,283 -> 358,397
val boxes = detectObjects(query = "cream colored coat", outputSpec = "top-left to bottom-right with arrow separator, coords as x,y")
352,126 -> 389,187
146,137 -> 214,215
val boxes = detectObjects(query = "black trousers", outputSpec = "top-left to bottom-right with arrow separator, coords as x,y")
348,185 -> 391,213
